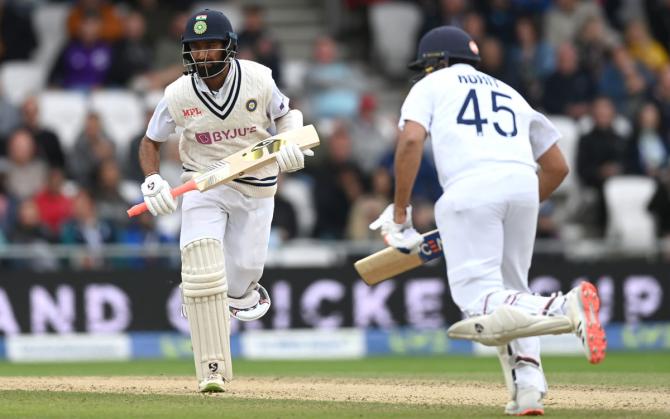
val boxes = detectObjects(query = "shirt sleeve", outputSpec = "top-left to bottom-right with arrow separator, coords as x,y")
398,79 -> 433,132
268,80 -> 290,120
529,111 -> 562,160
145,97 -> 177,142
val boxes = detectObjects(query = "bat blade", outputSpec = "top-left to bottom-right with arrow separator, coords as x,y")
127,125 -> 320,217
354,230 -> 443,285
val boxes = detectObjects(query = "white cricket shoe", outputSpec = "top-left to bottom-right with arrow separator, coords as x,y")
198,373 -> 225,393
505,388 -> 544,416
566,281 -> 607,364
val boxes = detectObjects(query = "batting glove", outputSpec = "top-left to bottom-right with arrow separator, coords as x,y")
369,204 -> 423,254
141,173 -> 177,216
276,142 -> 314,173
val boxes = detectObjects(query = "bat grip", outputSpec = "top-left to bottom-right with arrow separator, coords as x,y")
126,180 -> 197,218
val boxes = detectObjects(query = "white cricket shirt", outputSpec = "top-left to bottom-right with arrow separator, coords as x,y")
399,63 -> 561,189
147,62 -> 289,142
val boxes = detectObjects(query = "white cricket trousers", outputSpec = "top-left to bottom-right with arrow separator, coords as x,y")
435,166 -> 562,393
180,184 -> 274,298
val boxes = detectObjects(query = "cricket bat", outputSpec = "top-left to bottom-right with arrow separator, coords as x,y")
127,124 -> 320,217
354,229 -> 443,285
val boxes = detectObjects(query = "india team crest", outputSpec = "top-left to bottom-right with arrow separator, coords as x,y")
194,21 -> 207,35
246,99 -> 258,112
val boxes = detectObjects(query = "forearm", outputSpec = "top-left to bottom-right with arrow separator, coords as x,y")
139,137 -> 162,177
393,138 -> 423,223
538,169 -> 564,202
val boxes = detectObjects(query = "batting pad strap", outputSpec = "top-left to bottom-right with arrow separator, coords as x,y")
181,238 -> 227,298
447,305 -> 573,346
497,345 -> 516,401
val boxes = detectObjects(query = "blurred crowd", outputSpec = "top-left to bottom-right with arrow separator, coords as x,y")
1,0 -> 670,268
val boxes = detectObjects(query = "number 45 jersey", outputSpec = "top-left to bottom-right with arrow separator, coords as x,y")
399,63 -> 561,191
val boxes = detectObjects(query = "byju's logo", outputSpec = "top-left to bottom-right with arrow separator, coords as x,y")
195,132 -> 213,144
194,126 -> 257,145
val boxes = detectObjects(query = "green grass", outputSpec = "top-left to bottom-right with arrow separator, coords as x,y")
0,353 -> 668,418
0,391 -> 666,419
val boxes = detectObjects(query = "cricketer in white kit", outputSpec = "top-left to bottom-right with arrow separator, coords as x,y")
370,26 -> 606,416
138,9 -> 311,392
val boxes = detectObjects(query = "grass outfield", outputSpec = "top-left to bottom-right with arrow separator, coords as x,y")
0,353 -> 668,418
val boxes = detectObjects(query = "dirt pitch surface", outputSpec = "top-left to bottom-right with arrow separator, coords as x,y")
0,376 -> 668,412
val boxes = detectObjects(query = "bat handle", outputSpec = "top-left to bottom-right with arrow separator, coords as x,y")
126,180 -> 198,218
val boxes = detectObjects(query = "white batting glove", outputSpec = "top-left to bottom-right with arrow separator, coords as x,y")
276,142 -> 314,173
369,204 -> 423,254
141,173 -> 177,216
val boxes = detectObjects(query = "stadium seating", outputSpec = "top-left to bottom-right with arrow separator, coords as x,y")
549,116 -> 580,196
368,2 -> 422,78
604,176 -> 656,254
37,90 -> 88,150
31,3 -> 69,71
0,60 -> 45,106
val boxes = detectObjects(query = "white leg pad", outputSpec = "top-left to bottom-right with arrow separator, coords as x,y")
447,305 -> 573,346
181,238 -> 233,382
497,345 -> 516,401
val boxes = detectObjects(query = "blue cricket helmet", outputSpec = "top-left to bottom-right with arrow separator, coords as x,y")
409,26 -> 480,72
182,9 -> 238,78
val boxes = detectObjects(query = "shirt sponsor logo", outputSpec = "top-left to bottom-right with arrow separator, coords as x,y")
182,107 -> 203,118
195,126 -> 257,144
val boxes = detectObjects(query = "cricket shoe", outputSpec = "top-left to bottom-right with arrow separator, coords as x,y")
566,281 -> 607,364
199,373 -> 225,393
505,388 -> 544,416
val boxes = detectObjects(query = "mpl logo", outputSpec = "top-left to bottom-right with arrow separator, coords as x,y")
182,107 -> 202,118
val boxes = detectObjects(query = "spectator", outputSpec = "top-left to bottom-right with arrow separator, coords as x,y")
478,37 -> 511,85
49,15 -> 113,90
544,0 -> 608,47
66,0 -> 124,43
624,19 -> 669,74
644,0 -> 670,50
537,201 -> 559,239
576,16 -> 618,80
626,103 -> 668,177
481,0 -> 516,46
378,143 -> 441,204
309,122 -> 366,239
19,96 -> 66,169
304,36 -> 363,119
119,211 -> 174,268
461,11 -> 486,45
349,93 -> 396,174
598,46 -> 652,120
107,11 -> 153,87
91,159 -> 129,229
542,43 -> 595,118
507,16 -> 555,106
0,84 -> 20,142
8,199 -> 57,270
60,189 -> 116,269
653,66 -> 670,140
34,167 -> 73,237
346,167 -> 392,240
237,5 -> 282,85
418,0 -> 468,39
271,191 -> 298,243
68,112 -> 116,188
125,108 -> 153,182
576,97 -> 626,236
133,12 -> 187,91
0,172 -> 16,241
132,0 -> 180,47
0,0 -> 37,63
4,129 -> 47,201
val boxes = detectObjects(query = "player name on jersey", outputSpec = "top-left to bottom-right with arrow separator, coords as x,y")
457,73 -> 500,87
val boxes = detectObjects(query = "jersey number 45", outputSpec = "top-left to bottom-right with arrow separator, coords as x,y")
457,89 -> 518,138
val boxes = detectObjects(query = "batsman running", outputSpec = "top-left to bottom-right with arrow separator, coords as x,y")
137,9 -> 312,392
369,26 -> 606,415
